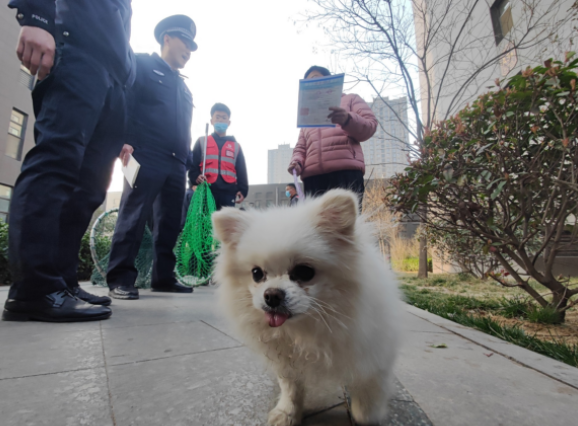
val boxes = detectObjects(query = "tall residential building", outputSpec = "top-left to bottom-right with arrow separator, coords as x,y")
362,96 -> 409,179
267,143 -> 294,184
414,0 -> 575,120
0,8 -> 36,222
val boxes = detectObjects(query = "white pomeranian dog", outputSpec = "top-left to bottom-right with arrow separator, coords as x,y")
212,189 -> 400,426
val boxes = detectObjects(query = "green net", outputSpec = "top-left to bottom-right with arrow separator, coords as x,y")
175,181 -> 218,286
90,209 -> 154,289
89,182 -> 217,289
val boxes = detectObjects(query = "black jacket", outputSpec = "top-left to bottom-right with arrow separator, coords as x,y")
189,133 -> 249,197
127,53 -> 193,165
8,0 -> 136,86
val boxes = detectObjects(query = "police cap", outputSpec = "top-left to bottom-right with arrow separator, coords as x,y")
155,15 -> 198,51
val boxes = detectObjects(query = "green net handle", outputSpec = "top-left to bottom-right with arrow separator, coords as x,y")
89,208 -> 119,279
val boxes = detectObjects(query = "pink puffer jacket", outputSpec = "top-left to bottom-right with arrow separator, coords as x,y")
291,93 -> 377,179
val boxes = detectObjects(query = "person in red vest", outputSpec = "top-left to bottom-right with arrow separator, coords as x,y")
189,103 -> 249,210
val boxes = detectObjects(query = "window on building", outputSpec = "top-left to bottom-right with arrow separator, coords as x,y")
491,0 -> 513,45
0,184 -> 12,223
19,65 -> 35,90
6,109 -> 28,161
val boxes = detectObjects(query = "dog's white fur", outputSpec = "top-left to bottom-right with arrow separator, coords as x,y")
212,189 -> 400,426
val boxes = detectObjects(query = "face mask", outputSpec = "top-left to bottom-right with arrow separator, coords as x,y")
286,191 -> 291,198
214,122 -> 228,134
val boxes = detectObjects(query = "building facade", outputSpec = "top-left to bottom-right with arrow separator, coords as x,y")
238,183 -> 295,210
0,8 -> 36,222
362,96 -> 409,179
267,143 -> 294,184
414,0 -> 576,121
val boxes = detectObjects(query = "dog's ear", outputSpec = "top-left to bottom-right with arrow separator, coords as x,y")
315,189 -> 358,236
212,207 -> 250,247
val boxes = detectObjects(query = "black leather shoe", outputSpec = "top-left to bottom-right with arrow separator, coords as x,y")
151,282 -> 193,293
71,286 -> 112,306
109,286 -> 139,300
2,290 -> 112,322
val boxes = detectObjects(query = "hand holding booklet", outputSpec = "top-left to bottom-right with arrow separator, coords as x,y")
122,154 -> 140,188
297,73 -> 345,128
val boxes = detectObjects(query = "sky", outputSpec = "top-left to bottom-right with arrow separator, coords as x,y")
108,0 -> 378,191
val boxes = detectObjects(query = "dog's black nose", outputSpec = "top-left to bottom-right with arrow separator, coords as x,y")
264,288 -> 286,308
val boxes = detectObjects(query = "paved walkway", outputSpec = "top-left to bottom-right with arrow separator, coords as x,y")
0,283 -> 576,425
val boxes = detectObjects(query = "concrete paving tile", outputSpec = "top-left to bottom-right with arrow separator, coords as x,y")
400,308 -> 452,334
0,324 -> 103,379
102,299 -> 199,329
406,305 -> 578,389
0,367 -> 112,426
102,320 -> 240,365
303,403 -> 351,426
100,288 -> 222,329
107,346 -> 275,426
107,346 -> 347,426
395,316 -> 578,426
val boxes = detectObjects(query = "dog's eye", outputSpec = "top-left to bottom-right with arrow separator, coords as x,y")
289,265 -> 315,283
252,267 -> 265,283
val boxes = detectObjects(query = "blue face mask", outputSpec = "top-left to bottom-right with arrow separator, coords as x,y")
286,191 -> 291,198
214,122 -> 228,134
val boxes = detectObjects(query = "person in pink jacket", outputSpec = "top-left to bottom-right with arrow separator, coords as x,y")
288,66 -> 377,205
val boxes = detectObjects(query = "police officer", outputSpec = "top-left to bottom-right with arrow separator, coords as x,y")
2,0 -> 135,322
106,15 -> 196,300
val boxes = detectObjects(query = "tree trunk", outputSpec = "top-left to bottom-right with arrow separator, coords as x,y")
418,206 -> 428,278
549,288 -> 570,323
418,236 -> 428,278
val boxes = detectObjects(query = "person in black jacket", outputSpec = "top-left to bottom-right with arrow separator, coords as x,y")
3,0 -> 135,322
105,15 -> 196,300
189,103 -> 249,211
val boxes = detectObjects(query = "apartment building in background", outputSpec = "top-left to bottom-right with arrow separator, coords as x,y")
363,96 -> 409,179
238,183 -> 292,210
0,8 -> 36,222
414,0 -> 576,120
267,143 -> 294,184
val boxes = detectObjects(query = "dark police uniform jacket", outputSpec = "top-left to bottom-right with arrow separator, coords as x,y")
127,53 -> 193,164
8,0 -> 136,86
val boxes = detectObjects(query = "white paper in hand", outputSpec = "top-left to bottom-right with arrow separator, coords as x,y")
122,154 -> 140,188
297,74 -> 344,128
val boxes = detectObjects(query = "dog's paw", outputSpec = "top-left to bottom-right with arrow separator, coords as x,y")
267,408 -> 301,426
350,403 -> 388,426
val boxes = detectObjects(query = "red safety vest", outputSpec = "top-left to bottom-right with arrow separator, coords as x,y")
200,136 -> 239,184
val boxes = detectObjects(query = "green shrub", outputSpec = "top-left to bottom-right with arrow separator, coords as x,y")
77,232 -> 94,281
0,221 -> 10,285
389,55 -> 578,321
0,222 -> 96,284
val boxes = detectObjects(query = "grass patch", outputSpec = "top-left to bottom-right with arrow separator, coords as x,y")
497,296 -> 530,319
526,305 -> 562,325
401,285 -> 578,368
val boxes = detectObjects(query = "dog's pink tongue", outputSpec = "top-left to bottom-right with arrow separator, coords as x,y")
266,312 -> 289,327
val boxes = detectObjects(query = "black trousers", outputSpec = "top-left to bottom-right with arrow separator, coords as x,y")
303,170 -> 365,208
106,156 -> 186,289
212,190 -> 237,211
8,53 -> 127,301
